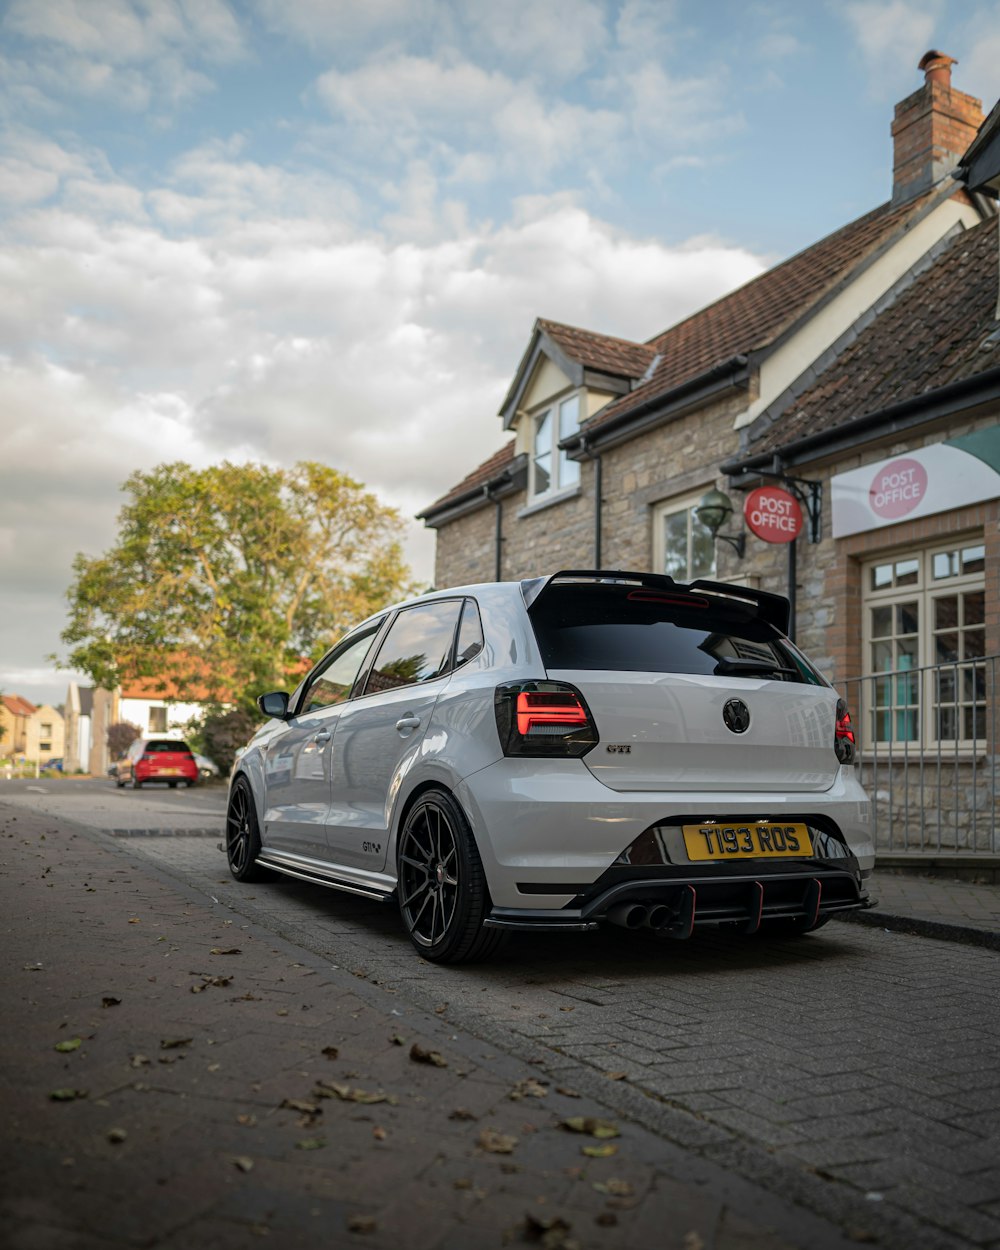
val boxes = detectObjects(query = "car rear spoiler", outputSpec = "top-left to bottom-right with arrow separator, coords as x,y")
520,569 -> 791,636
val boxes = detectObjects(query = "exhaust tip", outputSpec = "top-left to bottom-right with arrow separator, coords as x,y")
607,902 -> 647,930
645,903 -> 671,930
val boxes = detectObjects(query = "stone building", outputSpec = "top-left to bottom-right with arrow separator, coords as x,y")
419,55 -> 999,860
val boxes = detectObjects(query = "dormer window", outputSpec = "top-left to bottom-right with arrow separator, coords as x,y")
530,392 -> 581,500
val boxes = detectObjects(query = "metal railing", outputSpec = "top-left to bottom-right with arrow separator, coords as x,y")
842,654 -> 999,855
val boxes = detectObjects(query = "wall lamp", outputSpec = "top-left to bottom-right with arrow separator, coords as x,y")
695,488 -> 746,558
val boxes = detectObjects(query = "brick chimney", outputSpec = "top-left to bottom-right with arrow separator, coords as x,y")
891,51 -> 984,206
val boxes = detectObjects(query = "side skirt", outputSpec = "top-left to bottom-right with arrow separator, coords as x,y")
256,854 -> 395,903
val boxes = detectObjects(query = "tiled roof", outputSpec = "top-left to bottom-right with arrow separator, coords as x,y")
749,215 -> 1000,456
538,318 -> 656,380
2,694 -> 37,717
419,441 -> 516,516
587,193 -> 939,431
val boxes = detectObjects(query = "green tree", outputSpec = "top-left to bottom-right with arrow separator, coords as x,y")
61,461 -> 413,714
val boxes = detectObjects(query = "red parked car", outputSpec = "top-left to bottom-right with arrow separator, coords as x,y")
115,738 -> 199,789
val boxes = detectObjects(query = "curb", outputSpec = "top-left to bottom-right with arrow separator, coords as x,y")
836,907 -> 1000,951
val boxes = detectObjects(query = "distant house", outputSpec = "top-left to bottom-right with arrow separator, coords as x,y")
0,694 -> 64,764
64,683 -> 115,776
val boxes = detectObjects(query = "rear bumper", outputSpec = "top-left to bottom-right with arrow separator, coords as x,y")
485,861 -> 872,936
457,758 -> 873,910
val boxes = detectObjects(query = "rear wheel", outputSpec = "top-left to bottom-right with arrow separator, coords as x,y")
397,791 -> 505,964
226,777 -> 274,883
131,776 -> 142,790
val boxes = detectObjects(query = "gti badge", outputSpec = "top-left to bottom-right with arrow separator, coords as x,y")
723,698 -> 750,734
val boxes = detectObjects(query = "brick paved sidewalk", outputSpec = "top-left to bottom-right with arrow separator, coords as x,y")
840,871 -> 1000,950
0,806 -> 858,1250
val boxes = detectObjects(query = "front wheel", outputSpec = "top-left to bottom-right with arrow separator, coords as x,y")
226,777 -> 274,883
396,791 -> 505,964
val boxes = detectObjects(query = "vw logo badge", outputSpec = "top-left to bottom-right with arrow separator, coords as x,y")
723,698 -> 751,734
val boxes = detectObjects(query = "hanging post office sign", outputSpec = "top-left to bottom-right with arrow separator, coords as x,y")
831,427 -> 1000,538
744,486 -> 803,543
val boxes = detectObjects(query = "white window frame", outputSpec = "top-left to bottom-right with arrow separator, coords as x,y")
528,390 -> 581,502
861,535 -> 987,748
652,489 -> 717,582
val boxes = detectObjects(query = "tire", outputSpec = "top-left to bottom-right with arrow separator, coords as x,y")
168,781 -> 177,789
131,776 -> 142,790
226,777 -> 275,883
396,790 -> 506,964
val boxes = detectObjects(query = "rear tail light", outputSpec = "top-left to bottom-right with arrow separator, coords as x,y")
495,681 -> 598,757
834,698 -> 856,765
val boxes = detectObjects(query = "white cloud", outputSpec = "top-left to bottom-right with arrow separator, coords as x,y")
839,1 -> 943,93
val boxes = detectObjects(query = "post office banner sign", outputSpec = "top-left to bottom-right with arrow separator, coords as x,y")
831,427 -> 1000,538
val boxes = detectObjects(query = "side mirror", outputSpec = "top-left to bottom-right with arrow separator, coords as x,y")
257,691 -> 290,719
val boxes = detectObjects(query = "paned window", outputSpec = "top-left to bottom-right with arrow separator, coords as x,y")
652,491 -> 716,582
863,540 -> 986,745
530,393 -> 580,500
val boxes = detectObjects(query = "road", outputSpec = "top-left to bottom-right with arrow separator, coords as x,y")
4,778 -> 1000,1249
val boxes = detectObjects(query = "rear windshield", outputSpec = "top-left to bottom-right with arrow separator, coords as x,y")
529,585 -> 825,685
146,740 -> 193,754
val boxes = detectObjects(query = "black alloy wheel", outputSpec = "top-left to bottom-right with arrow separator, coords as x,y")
225,777 -> 274,883
396,790 -> 505,964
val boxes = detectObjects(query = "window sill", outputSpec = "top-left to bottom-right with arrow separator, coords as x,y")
517,485 -> 582,519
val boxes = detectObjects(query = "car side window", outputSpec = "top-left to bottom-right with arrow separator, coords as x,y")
454,598 -> 484,668
364,600 -> 462,695
299,623 -> 382,715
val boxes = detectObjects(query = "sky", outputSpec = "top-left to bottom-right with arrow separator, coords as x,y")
2,0 -> 999,711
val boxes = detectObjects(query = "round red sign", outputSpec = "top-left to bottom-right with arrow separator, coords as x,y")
744,486 -> 803,544
868,457 -> 927,520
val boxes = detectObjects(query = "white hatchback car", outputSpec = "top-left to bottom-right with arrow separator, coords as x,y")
226,570 -> 874,963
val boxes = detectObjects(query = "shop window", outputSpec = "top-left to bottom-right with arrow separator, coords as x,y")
529,393 -> 581,500
652,491 -> 717,582
863,540 -> 986,745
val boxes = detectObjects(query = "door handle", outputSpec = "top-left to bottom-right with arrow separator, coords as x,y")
395,715 -> 421,732
312,730 -> 332,744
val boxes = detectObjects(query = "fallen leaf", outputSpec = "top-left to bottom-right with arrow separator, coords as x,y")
593,1179 -> 633,1197
409,1043 -> 447,1068
509,1077 -> 548,1100
55,1038 -> 82,1053
389,1034 -> 405,1046
347,1214 -> 377,1234
22,962 -> 43,972
372,1126 -> 387,1141
232,1156 -> 254,1173
236,1114 -> 258,1127
106,1128 -> 127,1144
210,947 -> 241,955
434,1003 -> 447,1014
207,1063 -> 221,1072
604,1071 -> 627,1081
453,1178 -> 472,1190
522,1213 -> 575,1246
49,1089 -> 88,1102
596,1212 -> 618,1227
159,1037 -> 193,1050
477,1128 -> 518,1154
281,1098 -> 321,1115
449,1107 -> 477,1121
682,1235 -> 705,1250
581,1144 -> 619,1158
101,997 -> 121,1008
314,1082 -> 397,1106
276,1009 -> 289,1017
321,1046 -> 339,1060
561,1117 -> 620,1139
555,1087 -> 580,1099
295,1137 -> 326,1151
128,917 -> 140,924
129,1055 -> 150,1069
846,1229 -> 878,1244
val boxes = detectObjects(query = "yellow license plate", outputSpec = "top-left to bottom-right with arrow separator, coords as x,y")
682,823 -> 812,861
